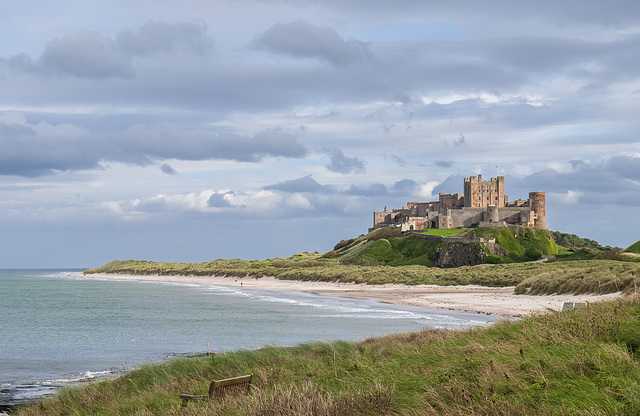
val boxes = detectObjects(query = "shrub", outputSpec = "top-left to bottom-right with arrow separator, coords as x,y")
595,250 -> 625,261
552,231 -> 602,248
367,227 -> 403,241
524,247 -> 543,261
484,255 -> 503,264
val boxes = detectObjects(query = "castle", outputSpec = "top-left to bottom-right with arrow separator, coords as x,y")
371,175 -> 546,232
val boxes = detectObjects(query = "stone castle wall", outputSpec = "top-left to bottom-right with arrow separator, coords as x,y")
372,175 -> 546,232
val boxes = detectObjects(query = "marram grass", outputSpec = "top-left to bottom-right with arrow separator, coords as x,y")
15,293 -> 640,415
85,257 -> 640,295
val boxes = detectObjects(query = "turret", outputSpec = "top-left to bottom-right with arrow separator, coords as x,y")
528,192 -> 546,229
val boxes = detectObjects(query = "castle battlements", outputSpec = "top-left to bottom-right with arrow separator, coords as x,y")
370,175 -> 546,232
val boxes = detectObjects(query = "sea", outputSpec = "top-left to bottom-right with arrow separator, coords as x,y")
0,269 -> 498,408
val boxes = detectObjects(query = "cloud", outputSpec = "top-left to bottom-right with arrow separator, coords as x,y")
605,155 -> 640,181
252,19 -> 370,66
41,30 -> 133,78
5,20 -> 214,79
552,189 -> 584,205
116,20 -> 214,57
0,116 -> 309,177
345,183 -> 388,197
385,153 -> 408,166
323,148 -> 366,174
453,134 -> 467,147
510,156 -> 640,206
432,175 -> 466,195
120,124 -> 308,163
392,179 -> 419,194
434,160 -> 454,168
207,192 -> 232,208
263,175 -> 335,193
0,117 -> 100,176
159,163 -> 177,175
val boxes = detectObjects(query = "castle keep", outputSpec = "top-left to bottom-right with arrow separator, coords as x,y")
371,175 -> 546,232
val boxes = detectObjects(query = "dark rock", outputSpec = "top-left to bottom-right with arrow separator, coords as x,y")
434,243 -> 487,268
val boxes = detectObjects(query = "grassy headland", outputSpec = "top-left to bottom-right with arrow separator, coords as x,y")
85,227 -> 635,281
15,293 -> 640,415
85,258 -> 640,296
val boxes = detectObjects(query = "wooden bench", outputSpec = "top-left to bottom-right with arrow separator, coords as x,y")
179,374 -> 253,409
562,302 -> 585,311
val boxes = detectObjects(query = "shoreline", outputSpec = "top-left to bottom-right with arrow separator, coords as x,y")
80,273 -> 622,317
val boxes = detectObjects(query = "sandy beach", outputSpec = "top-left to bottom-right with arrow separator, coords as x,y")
82,273 -> 622,317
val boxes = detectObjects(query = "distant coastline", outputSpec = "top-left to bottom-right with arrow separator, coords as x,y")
81,273 -> 622,317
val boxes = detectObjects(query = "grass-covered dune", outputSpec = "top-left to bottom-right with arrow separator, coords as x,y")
625,240 -> 640,254
85,258 -> 640,295
84,227 -> 640,295
15,294 -> 640,415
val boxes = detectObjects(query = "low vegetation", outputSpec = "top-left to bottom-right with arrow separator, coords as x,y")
456,226 -> 559,262
15,293 -> 640,415
84,226 -> 640,296
414,228 -> 465,238
324,226 -> 561,266
85,258 -> 640,295
550,231 -> 602,249
625,240 -> 640,254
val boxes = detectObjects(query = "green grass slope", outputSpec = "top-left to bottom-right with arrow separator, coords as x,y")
494,226 -> 559,258
329,226 -> 559,266
324,228 -> 442,267
16,294 -> 640,415
625,240 -> 640,254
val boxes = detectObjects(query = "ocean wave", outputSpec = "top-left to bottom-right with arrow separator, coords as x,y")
0,369 -> 121,406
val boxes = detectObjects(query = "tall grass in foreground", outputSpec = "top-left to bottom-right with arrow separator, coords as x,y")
16,294 -> 640,415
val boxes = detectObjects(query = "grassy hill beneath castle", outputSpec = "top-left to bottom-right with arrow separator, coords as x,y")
325,225 -> 560,266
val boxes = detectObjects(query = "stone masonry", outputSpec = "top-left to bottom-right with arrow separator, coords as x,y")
371,175 -> 546,232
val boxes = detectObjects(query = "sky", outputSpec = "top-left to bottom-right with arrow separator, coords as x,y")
1,0 -> 640,267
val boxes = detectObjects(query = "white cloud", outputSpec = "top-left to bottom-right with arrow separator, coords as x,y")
101,199 -> 145,221
284,193 -> 312,210
416,181 -> 441,200
552,190 -> 584,205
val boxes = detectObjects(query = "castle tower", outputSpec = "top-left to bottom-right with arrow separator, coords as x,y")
528,192 -> 547,229
464,175 -> 505,208
463,175 -> 478,208
486,205 -> 500,222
